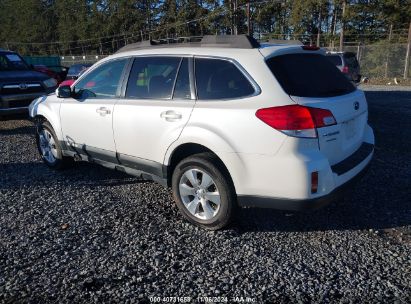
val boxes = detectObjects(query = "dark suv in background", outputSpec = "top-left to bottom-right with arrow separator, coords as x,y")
326,51 -> 361,85
0,49 -> 57,117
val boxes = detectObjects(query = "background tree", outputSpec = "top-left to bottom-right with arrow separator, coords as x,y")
0,0 -> 410,58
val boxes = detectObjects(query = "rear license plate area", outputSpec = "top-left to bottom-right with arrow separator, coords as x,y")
344,118 -> 357,139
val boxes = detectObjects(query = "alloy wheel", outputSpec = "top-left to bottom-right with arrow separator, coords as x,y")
179,169 -> 221,220
38,129 -> 58,163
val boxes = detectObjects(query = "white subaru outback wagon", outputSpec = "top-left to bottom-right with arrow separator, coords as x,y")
29,35 -> 374,230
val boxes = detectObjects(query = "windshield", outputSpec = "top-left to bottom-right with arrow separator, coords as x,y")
0,53 -> 30,71
267,53 -> 355,98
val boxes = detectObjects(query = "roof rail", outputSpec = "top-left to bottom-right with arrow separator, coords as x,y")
115,35 -> 260,53
200,35 -> 260,48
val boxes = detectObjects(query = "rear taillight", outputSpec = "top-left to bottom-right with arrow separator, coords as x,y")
308,107 -> 337,128
255,105 -> 336,138
342,66 -> 349,73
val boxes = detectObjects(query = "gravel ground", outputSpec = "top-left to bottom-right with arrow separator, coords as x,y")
1,88 -> 410,303
360,84 -> 411,92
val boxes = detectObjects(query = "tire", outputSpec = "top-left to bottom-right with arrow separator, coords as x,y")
171,152 -> 236,230
35,120 -> 73,170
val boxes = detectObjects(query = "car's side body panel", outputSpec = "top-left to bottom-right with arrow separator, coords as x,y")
60,97 -> 118,161
113,99 -> 196,164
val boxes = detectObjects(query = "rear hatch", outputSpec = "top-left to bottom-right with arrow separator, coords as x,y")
266,52 -> 367,165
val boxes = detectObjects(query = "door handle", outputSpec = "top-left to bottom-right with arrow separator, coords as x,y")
160,110 -> 182,121
96,107 -> 111,116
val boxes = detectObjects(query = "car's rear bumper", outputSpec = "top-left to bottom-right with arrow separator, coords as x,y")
237,136 -> 374,211
237,159 -> 371,210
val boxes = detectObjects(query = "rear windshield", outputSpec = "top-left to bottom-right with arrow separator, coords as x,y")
267,53 -> 355,98
326,55 -> 342,66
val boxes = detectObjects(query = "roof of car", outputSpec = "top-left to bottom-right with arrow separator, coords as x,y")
90,36 -> 325,67
114,35 -> 308,55
107,37 -> 314,62
116,35 -> 261,53
109,44 -> 312,61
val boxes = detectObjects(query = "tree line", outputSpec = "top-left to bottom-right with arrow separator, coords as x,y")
0,0 -> 410,55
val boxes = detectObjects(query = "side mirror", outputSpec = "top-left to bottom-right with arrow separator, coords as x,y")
56,85 -> 72,98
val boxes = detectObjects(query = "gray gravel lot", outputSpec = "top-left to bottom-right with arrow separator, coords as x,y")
1,88 -> 410,303
360,85 -> 411,92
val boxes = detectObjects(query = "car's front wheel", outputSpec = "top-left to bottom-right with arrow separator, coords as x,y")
171,153 -> 236,230
35,120 -> 72,169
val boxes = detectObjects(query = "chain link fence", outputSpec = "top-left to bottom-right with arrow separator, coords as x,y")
30,41 -> 410,81
327,43 -> 409,79
59,54 -> 108,67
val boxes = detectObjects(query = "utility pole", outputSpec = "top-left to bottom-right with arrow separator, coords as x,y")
247,1 -> 251,36
385,24 -> 393,78
339,0 -> 346,52
330,5 -> 337,49
404,21 -> 411,79
229,0 -> 233,35
317,5 -> 322,46
234,0 -> 238,35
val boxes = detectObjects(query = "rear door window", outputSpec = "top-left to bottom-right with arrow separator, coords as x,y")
267,53 -> 355,98
173,58 -> 191,100
195,58 -> 255,100
126,57 -> 181,99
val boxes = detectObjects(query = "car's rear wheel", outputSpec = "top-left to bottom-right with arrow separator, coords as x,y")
36,121 -> 72,169
172,153 -> 236,230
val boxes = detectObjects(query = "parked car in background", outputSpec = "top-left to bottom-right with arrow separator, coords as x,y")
326,52 -> 361,85
59,63 -> 92,87
33,65 -> 68,85
59,79 -> 74,87
0,49 -> 58,116
30,36 -> 374,230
